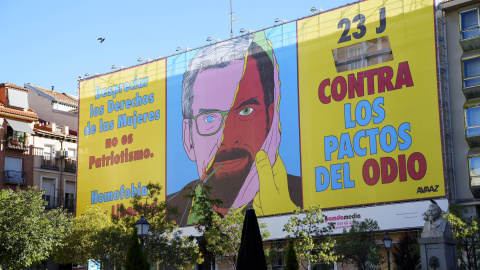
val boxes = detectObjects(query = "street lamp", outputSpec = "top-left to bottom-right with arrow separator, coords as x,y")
383,232 -> 392,270
135,216 -> 150,251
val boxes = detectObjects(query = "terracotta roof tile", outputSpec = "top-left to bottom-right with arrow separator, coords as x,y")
0,104 -> 38,119
29,84 -> 78,107
3,83 -> 28,92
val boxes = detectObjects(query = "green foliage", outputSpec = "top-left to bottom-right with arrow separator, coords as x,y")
335,219 -> 381,270
93,221 -> 130,269
445,204 -> 480,270
264,241 -> 285,269
284,204 -> 338,269
184,183 -> 222,270
53,206 -> 112,265
121,182 -> 202,269
0,187 -> 72,270
125,228 -> 150,270
392,232 -> 420,270
54,182 -> 202,269
285,241 -> 299,270
203,207 -> 270,269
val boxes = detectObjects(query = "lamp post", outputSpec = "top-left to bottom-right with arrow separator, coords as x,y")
383,232 -> 392,270
135,216 -> 150,251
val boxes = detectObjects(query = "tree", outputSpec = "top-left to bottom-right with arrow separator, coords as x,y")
184,183 -> 223,270
125,228 -> 150,270
335,219 -> 381,270
53,206 -> 112,265
120,182 -> 202,269
392,231 -> 420,270
0,186 -> 72,270
93,221 -> 130,269
285,241 -> 299,270
445,204 -> 480,270
283,204 -> 339,270
203,207 -> 270,269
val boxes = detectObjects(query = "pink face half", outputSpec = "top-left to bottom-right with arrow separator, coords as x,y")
186,59 -> 245,179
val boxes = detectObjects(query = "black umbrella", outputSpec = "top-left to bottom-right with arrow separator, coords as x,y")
236,209 -> 268,270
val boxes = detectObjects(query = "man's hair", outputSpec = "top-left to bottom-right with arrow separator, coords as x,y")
181,34 -> 276,120
247,42 -> 275,118
182,35 -> 252,119
429,204 -> 441,212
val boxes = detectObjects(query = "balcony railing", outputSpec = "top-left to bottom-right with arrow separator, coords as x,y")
65,197 -> 76,212
65,159 -> 77,173
5,134 -> 28,151
4,170 -> 26,185
42,195 -> 76,211
42,195 -> 59,209
41,154 -> 60,170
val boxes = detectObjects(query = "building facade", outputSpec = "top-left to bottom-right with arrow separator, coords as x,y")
0,83 -> 38,191
440,0 -> 480,219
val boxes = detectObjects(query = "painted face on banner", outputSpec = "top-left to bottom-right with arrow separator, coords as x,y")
187,59 -> 245,180
206,56 -> 274,207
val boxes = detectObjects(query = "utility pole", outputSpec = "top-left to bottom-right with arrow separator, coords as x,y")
230,0 -> 233,38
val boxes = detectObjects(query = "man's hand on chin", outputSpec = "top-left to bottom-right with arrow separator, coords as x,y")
253,150 -> 297,216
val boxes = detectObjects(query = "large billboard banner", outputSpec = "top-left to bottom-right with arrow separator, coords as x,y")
78,0 -> 444,225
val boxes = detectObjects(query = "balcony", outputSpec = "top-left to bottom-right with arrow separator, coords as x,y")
64,158 -> 77,173
41,154 -> 60,170
65,197 -> 76,212
5,133 -> 28,151
4,170 -> 26,185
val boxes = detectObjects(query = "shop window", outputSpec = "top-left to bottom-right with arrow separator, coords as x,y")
463,57 -> 480,88
460,8 -> 480,40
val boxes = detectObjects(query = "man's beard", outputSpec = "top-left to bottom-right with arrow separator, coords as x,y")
205,147 -> 254,208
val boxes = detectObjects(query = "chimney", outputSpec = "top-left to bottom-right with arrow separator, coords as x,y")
51,86 -> 54,91
51,123 -> 56,132
64,125 -> 69,135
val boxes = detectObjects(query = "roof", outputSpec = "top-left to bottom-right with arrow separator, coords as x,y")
26,84 -> 78,107
439,0 -> 478,11
34,124 -> 77,141
2,83 -> 28,92
0,104 -> 38,119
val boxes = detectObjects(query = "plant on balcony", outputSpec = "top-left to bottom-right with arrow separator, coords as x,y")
18,133 -> 28,144
4,131 -> 27,148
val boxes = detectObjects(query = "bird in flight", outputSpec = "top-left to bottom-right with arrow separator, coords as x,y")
98,37 -> 105,43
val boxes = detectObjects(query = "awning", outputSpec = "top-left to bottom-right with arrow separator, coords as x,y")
6,119 -> 34,134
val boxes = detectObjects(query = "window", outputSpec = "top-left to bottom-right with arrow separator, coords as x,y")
4,156 -> 25,184
463,57 -> 480,88
42,178 -> 56,207
44,145 -> 55,160
460,8 -> 480,40
65,181 -> 75,210
465,106 -> 480,136
333,36 -> 393,72
469,156 -> 480,186
67,148 -> 76,160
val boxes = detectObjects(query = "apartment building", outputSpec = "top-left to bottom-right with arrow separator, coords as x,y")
24,84 -> 79,214
440,0 -> 480,218
0,83 -> 38,191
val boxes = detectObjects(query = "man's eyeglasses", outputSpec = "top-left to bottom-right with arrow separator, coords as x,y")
190,110 -> 229,136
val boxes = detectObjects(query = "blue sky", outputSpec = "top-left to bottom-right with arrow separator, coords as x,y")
0,0 -> 355,96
